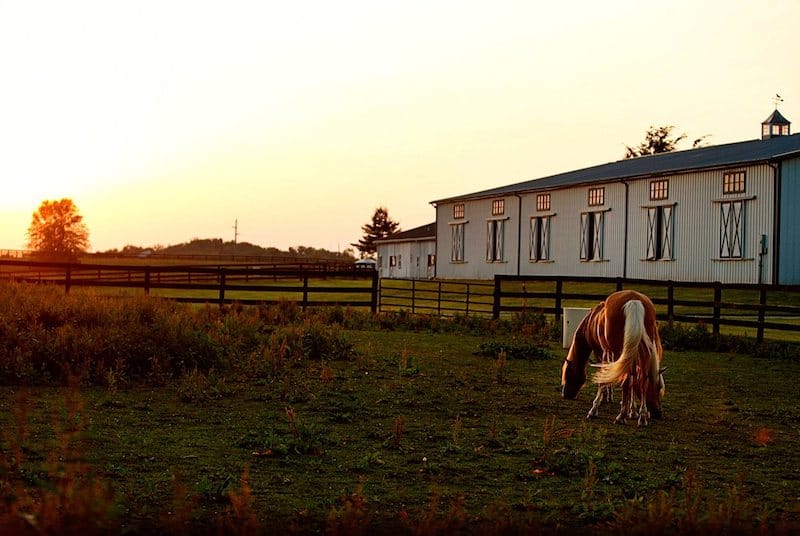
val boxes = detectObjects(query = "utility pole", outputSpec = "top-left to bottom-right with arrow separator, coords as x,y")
233,219 -> 239,246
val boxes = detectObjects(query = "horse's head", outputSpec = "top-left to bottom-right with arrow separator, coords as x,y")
560,356 -> 587,399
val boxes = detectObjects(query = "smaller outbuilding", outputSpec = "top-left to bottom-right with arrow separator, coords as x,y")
374,223 -> 436,279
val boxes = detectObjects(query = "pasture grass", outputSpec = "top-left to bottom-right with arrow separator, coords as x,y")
3,341 -> 800,530
1,281 -> 799,533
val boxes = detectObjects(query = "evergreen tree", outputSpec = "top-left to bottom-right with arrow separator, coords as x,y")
352,207 -> 399,258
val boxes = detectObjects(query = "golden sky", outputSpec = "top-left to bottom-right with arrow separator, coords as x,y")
1,0 -> 798,252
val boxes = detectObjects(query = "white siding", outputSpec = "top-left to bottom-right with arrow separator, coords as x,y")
435,196 -> 520,279
626,164 -> 774,284
377,239 -> 436,279
518,183 -> 625,278
434,165 -> 779,284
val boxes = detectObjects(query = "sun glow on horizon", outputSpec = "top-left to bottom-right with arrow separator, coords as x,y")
1,0 -> 798,252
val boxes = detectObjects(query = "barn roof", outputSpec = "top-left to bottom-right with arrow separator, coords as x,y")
432,132 -> 800,204
375,222 -> 436,243
763,109 -> 791,125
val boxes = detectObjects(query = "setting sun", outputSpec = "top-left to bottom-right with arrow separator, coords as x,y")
1,0 -> 798,252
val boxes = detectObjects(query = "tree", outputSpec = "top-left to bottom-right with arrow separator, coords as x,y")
624,126 -> 710,159
351,207 -> 399,258
27,198 -> 90,259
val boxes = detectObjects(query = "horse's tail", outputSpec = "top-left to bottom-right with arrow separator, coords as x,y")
593,299 -> 653,385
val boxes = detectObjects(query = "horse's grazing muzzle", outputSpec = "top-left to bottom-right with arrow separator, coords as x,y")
561,385 -> 580,400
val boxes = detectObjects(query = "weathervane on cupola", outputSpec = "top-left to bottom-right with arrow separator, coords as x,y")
761,94 -> 791,139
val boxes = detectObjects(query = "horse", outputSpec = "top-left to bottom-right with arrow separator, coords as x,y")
560,290 -> 665,427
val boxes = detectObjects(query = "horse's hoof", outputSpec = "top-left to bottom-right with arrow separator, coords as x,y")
586,412 -> 596,419
614,416 -> 626,425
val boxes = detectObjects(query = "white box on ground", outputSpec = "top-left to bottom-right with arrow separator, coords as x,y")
562,307 -> 590,349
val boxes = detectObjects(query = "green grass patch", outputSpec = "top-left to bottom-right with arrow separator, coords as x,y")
1,281 -> 799,532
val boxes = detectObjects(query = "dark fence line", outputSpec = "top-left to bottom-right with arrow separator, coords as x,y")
4,260 -> 800,342
494,275 -> 800,343
379,279 -> 494,316
0,260 -> 378,312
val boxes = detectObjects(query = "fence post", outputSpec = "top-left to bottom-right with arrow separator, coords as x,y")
65,265 -> 71,294
302,273 -> 309,312
465,283 -> 470,316
371,271 -> 379,314
757,285 -> 767,343
492,276 -> 501,320
144,267 -> 151,295
217,268 -> 227,308
713,282 -> 722,335
411,279 -> 416,314
615,277 -> 623,292
437,281 -> 442,316
667,282 -> 674,323
554,278 -> 563,321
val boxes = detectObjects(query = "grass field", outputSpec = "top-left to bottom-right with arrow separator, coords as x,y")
2,321 -> 799,533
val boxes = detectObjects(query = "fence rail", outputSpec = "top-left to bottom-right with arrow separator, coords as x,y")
379,279 -> 495,316
3,260 -> 800,342
0,259 -> 378,311
494,275 -> 800,343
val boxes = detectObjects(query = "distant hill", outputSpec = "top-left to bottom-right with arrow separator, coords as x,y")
99,239 -> 356,262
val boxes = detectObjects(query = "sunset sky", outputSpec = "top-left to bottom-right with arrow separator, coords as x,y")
1,0 -> 798,253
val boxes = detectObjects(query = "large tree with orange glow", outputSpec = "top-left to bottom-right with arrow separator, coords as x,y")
27,198 -> 90,258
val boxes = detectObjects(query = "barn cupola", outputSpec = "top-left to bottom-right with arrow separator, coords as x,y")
761,108 -> 791,139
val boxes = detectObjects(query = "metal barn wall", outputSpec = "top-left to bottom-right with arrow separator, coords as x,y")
377,239 -> 436,279
779,157 -> 800,284
435,196 -> 520,280
518,182 -> 626,278
626,164 -> 775,284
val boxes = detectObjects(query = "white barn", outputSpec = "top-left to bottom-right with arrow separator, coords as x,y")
432,110 -> 800,285
375,223 -> 436,279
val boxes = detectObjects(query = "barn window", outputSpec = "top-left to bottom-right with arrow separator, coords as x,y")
649,180 -> 669,201
397,255 -> 402,269
491,199 -> 505,216
453,203 -> 465,219
486,219 -> 505,262
536,193 -> 551,211
389,255 -> 397,267
719,201 -> 744,258
451,223 -> 465,262
529,216 -> 551,261
723,171 -> 745,194
645,205 -> 674,260
588,187 -> 605,206
580,211 -> 604,261
427,254 -> 436,266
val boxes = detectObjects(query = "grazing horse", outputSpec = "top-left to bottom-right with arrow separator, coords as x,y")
560,290 -> 665,426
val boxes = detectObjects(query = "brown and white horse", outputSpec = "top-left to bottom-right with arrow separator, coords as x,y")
560,290 -> 665,426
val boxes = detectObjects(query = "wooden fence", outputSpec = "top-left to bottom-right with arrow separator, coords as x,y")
379,279 -> 495,316
3,260 -> 800,341
494,275 -> 800,343
0,260 -> 378,311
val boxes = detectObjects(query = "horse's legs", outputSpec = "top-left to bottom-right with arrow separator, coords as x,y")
614,380 -> 630,425
636,379 -> 651,427
587,384 -> 605,419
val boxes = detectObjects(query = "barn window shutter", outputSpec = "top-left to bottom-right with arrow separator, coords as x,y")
646,207 -> 657,260
529,218 -> 538,260
486,221 -> 494,261
496,220 -> 505,261
661,206 -> 674,260
580,213 -> 589,260
730,201 -> 743,258
592,211 -> 603,260
541,216 -> 550,260
720,202 -> 744,258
